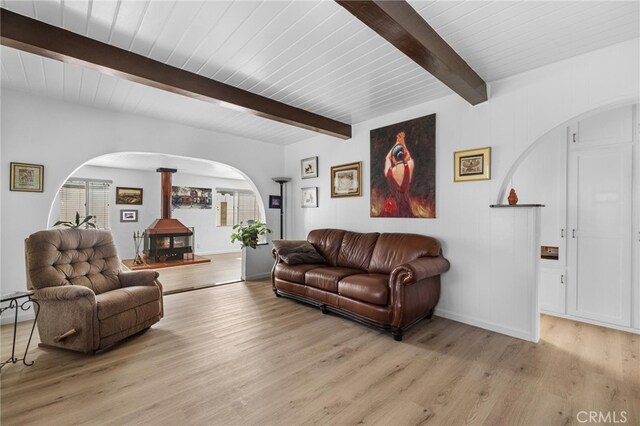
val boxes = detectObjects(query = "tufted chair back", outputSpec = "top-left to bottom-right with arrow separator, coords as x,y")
25,228 -> 121,294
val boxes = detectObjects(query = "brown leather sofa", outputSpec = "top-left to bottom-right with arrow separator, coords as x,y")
25,229 -> 163,353
272,229 -> 450,341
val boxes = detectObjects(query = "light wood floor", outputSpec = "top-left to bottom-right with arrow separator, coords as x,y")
156,252 -> 242,293
1,280 -> 638,426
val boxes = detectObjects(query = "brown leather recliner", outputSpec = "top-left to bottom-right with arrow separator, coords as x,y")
25,229 -> 163,353
272,229 -> 450,341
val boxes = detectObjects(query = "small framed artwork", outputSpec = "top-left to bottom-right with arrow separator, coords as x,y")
331,161 -> 362,198
10,162 -> 44,192
454,147 -> 491,182
120,209 -> 138,222
301,187 -> 318,208
301,156 -> 318,179
269,195 -> 282,209
116,187 -> 143,205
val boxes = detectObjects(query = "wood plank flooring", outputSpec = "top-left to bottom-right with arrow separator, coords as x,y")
1,280 -> 638,426
155,252 -> 242,293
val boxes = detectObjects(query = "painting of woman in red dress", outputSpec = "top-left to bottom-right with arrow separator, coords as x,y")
380,131 -> 414,216
370,114 -> 436,218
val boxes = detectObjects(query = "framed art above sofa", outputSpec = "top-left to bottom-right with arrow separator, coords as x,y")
301,156 -> 318,179
301,187 -> 318,208
331,162 -> 361,198
454,147 -> 491,182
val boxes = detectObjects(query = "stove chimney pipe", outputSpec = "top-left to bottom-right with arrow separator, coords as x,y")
157,168 -> 177,220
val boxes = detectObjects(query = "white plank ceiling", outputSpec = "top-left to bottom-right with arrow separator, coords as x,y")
1,1 -> 638,145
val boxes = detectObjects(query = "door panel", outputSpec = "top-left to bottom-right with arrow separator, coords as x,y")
568,144 -> 632,326
539,268 -> 566,314
576,106 -> 633,146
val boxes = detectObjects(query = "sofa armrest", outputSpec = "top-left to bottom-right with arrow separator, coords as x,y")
118,270 -> 160,287
392,256 -> 450,285
33,285 -> 96,302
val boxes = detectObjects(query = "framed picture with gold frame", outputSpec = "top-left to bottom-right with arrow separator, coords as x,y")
10,162 -> 44,192
115,187 -> 143,205
331,161 -> 362,197
454,147 -> 491,182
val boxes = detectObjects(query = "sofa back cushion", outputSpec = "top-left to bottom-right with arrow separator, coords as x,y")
368,233 -> 441,274
307,229 -> 346,266
336,231 -> 380,270
25,229 -> 121,294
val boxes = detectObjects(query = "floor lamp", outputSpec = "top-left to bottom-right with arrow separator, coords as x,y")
272,177 -> 291,239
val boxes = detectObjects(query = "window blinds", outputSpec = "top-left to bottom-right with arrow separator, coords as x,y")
59,180 -> 111,229
237,192 -> 259,225
87,181 -> 111,229
59,181 -> 86,224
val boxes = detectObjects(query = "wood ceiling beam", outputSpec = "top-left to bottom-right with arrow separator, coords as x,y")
0,8 -> 352,139
336,0 -> 488,105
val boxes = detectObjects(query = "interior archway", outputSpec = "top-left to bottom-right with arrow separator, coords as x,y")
495,96 -> 640,204
47,151 -> 268,293
503,100 -> 639,335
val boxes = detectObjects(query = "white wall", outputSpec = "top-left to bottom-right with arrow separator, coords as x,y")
512,126 -> 567,261
283,39 -> 640,340
172,172 -> 253,255
1,91 -> 284,297
48,165 -> 253,259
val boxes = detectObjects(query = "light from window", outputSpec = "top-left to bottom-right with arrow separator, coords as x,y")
216,189 -> 261,227
58,179 -> 111,229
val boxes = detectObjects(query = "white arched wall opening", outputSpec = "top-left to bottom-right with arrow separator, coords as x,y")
490,96 -> 639,342
46,151 -> 267,229
46,151 -> 270,282
495,96 -> 640,204
1,89 -> 286,303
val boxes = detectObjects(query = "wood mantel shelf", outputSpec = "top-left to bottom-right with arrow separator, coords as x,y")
490,204 -> 546,208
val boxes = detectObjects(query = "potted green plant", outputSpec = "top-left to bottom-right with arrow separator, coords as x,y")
230,220 -> 271,249
53,212 -> 97,229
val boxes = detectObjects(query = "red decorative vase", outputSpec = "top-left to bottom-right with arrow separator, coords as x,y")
508,188 -> 519,205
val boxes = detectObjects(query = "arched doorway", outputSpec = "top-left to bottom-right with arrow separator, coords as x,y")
502,101 -> 639,334
47,152 -> 268,294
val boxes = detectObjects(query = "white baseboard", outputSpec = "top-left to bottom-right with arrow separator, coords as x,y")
435,308 -> 538,343
243,272 -> 271,281
1,310 -> 35,325
196,249 -> 242,256
541,310 -> 640,335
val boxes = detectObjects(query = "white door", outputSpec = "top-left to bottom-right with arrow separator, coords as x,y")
539,268 -> 566,315
567,144 -> 632,326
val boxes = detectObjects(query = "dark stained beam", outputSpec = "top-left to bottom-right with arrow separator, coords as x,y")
0,8 -> 352,139
336,0 -> 487,105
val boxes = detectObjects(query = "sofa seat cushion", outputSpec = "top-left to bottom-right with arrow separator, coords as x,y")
305,266 -> 363,293
338,274 -> 390,306
96,286 -> 160,320
274,263 -> 322,284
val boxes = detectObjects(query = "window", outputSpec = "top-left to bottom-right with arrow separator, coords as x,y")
216,189 -> 261,227
59,179 -> 111,229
